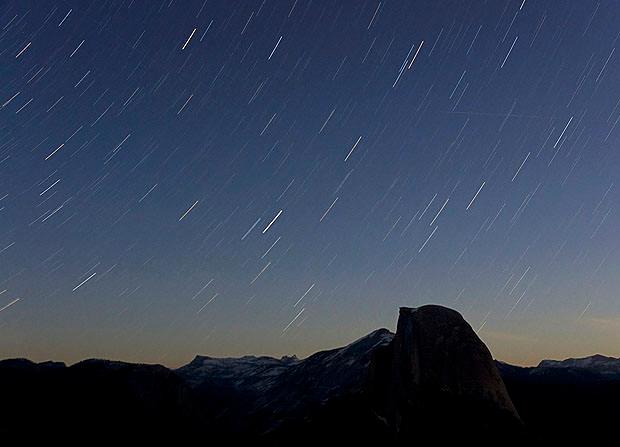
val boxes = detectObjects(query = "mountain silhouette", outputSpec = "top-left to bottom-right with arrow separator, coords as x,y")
0,305 -> 617,443
367,306 -> 522,442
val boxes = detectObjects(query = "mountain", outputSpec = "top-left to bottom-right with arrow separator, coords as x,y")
498,355 -> 620,442
537,354 -> 620,377
0,305 -> 616,443
0,357 -> 204,442
175,327 -> 396,440
174,306 -> 523,443
367,306 -> 522,442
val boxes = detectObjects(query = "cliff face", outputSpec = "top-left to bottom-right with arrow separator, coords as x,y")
368,305 -> 522,441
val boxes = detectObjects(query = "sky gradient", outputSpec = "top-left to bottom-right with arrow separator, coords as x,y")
1,0 -> 619,367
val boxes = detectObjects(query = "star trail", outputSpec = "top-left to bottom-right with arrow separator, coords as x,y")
0,0 -> 619,366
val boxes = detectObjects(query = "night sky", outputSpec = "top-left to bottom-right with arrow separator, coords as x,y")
1,0 -> 619,367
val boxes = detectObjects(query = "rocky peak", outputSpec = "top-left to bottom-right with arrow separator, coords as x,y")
394,306 -> 517,406
369,304 -> 522,440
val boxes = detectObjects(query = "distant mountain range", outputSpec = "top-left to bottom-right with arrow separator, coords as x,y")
1,305 -> 618,443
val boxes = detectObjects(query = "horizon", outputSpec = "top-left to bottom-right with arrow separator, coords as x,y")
1,0 -> 619,368
2,303 -> 618,369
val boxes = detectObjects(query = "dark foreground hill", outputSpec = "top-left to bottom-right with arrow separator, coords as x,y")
0,305 -> 617,443
497,354 -> 620,442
